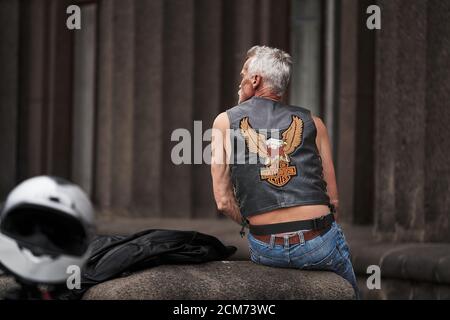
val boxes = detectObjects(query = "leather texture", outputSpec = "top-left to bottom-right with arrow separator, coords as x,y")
226,96 -> 330,218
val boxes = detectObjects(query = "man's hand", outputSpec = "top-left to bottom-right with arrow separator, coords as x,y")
211,112 -> 243,225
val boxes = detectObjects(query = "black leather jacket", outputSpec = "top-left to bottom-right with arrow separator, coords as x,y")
64,229 -> 236,299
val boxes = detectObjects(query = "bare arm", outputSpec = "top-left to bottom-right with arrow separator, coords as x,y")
313,116 -> 339,221
211,112 -> 242,225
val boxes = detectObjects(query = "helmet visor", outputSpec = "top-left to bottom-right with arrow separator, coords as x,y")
0,205 -> 89,257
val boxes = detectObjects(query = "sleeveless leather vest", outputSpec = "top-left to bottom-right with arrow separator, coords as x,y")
226,96 -> 330,218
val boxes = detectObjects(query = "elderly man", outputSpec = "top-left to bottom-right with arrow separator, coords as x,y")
211,45 -> 359,298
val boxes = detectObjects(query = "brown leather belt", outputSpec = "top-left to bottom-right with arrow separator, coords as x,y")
252,224 -> 332,245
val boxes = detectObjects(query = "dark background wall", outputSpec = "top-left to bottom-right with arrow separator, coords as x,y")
0,0 -> 290,220
373,0 -> 450,242
334,0 -> 450,243
0,0 -> 449,243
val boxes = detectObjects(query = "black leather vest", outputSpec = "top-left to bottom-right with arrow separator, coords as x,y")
226,96 -> 330,218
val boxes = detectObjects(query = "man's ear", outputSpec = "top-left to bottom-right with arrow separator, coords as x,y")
252,75 -> 261,89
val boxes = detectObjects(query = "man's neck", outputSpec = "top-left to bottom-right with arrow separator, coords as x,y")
254,87 -> 282,102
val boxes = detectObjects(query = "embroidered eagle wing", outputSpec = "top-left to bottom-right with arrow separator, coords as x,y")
239,117 -> 268,159
282,115 -> 303,155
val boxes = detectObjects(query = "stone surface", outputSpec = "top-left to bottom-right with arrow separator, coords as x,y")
192,0 -> 223,218
82,261 -> 355,300
71,4 -> 96,197
110,0 -> 135,210
351,242 -> 450,285
0,276 -> 18,299
132,0 -> 164,216
161,0 -> 195,218
357,276 -> 450,300
373,0 -> 450,242
93,0 -> 114,209
374,0 -> 427,239
16,1 -> 47,180
46,0 -> 75,178
424,0 -> 450,242
336,0 -> 357,224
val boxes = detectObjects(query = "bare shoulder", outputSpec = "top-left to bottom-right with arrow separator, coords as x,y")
312,115 -> 328,137
312,115 -> 325,131
213,112 -> 230,130
311,115 -> 328,154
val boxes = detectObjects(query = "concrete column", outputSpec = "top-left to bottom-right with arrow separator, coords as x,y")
0,0 -> 19,199
374,0 -> 427,241
289,0 -> 323,116
110,0 -> 135,213
260,0 -> 290,104
161,0 -> 195,218
46,0 -> 74,178
258,0 -> 271,45
393,0 -> 427,240
16,1 -> 48,181
132,0 -> 164,217
192,0 -> 223,218
373,0 -> 399,234
353,0 -> 375,225
72,4 -> 97,197
424,0 -> 450,242
94,0 -> 114,212
323,0 -> 339,149
221,0 -> 257,110
336,0 -> 358,224
259,0 -> 290,50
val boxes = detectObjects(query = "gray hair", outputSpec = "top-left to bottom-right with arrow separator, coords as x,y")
246,45 -> 293,96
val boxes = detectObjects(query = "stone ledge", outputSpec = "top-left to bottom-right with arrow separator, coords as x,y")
0,276 -> 18,299
350,242 -> 450,285
356,275 -> 450,300
82,261 -> 355,300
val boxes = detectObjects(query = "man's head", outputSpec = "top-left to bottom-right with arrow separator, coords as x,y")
238,45 -> 292,104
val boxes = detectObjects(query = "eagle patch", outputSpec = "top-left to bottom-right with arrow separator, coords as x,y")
239,115 -> 304,187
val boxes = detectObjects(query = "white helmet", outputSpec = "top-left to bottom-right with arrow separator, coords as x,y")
0,176 -> 95,285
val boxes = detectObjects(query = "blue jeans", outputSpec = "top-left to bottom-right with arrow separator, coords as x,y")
247,222 -> 360,299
